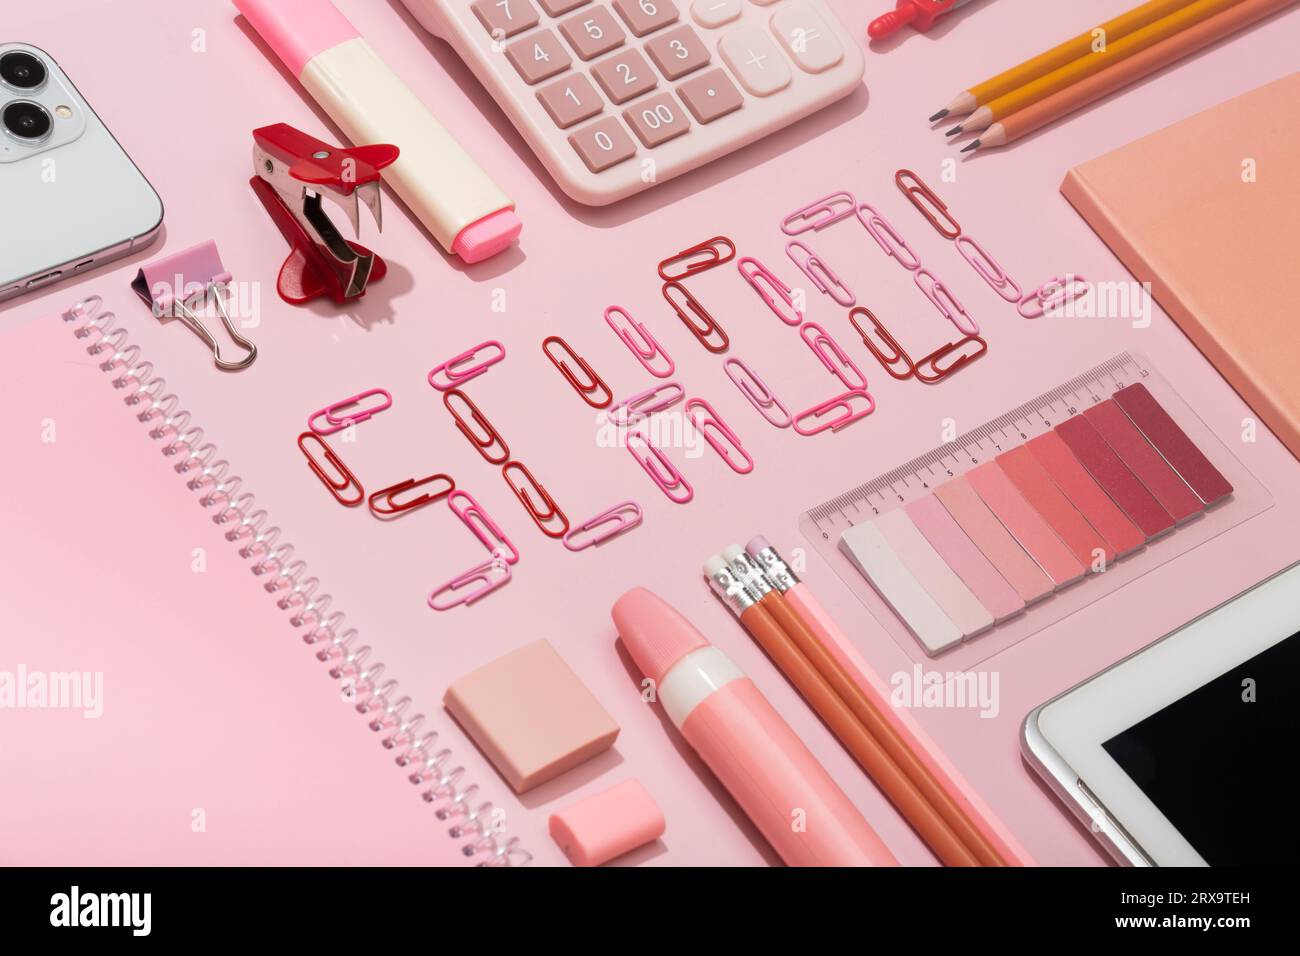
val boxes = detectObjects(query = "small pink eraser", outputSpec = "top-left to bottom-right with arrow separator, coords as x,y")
444,640 -> 619,794
549,780 -> 665,867
451,208 -> 522,263
234,0 -> 359,78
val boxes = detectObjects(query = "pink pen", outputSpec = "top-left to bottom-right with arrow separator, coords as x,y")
612,587 -> 897,867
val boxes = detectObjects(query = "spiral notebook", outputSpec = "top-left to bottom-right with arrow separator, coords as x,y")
0,301 -> 527,866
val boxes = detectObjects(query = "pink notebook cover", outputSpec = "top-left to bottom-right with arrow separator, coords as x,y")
1062,73 -> 1300,460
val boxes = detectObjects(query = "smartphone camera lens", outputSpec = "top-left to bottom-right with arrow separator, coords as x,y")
3,101 -> 53,141
0,51 -> 47,91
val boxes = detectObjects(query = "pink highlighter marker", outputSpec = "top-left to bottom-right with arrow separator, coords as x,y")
612,587 -> 897,867
235,0 -> 520,263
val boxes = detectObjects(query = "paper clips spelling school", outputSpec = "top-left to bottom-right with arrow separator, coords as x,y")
308,388 -> 393,435
444,388 -> 511,464
725,357 -> 792,429
605,305 -> 675,378
298,432 -> 365,506
502,461 -> 569,538
562,502 -> 643,552
626,431 -> 694,504
542,336 -> 612,408
368,472 -> 455,517
686,398 -> 753,475
428,340 -> 505,391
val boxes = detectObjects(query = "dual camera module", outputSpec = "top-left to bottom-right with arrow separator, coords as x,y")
2,50 -> 53,142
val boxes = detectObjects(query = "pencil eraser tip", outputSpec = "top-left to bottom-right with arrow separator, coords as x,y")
746,535 -> 771,556
452,208 -> 521,263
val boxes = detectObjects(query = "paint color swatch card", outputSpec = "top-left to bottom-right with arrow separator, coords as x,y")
800,354 -> 1271,668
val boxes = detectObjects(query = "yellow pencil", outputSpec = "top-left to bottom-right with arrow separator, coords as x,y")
948,0 -> 1246,134
929,0 -> 1203,121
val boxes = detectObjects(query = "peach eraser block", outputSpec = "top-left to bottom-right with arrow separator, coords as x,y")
443,640 -> 619,794
549,780 -> 665,867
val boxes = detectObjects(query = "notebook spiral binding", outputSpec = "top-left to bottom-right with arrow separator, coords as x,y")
62,295 -> 532,867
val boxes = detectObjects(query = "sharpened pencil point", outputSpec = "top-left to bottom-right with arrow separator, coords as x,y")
945,125 -> 963,137
929,108 -> 949,123
961,140 -> 981,154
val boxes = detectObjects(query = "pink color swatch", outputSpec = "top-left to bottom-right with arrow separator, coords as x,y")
1056,415 -> 1175,538
1083,400 -> 1204,523
966,461 -> 1086,587
904,495 -> 1025,623
934,477 -> 1054,605
996,446 -> 1111,569
1113,384 -> 1234,506
1028,431 -> 1147,558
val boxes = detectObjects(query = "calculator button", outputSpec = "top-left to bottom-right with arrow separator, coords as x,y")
559,8 -> 627,60
771,4 -> 843,74
644,25 -> 711,80
592,49 -> 658,104
612,0 -> 679,37
690,0 -> 740,27
622,92 -> 691,147
471,0 -> 540,39
506,30 -> 573,85
569,115 -> 638,171
538,0 -> 589,14
537,73 -> 604,128
719,28 -> 789,96
676,68 -> 742,123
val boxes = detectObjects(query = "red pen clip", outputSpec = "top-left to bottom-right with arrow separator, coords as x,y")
657,236 -> 736,281
368,473 -> 455,517
542,335 -> 613,408
502,460 -> 569,538
738,257 -> 803,326
662,282 -> 730,353
444,389 -> 511,464
297,432 -> 365,506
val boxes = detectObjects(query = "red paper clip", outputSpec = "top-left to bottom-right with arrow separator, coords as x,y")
608,382 -> 684,426
297,431 -> 364,506
857,204 -> 922,271
562,502 -> 643,552
786,241 -> 855,307
542,336 -> 612,408
956,236 -> 1023,303
915,335 -> 989,384
800,323 -> 870,391
428,341 -> 505,391
308,388 -> 392,436
737,257 -> 803,326
626,432 -> 694,504
449,489 -> 519,564
657,236 -> 736,281
604,305 -> 675,378
443,389 -> 510,464
915,269 -> 979,336
724,357 -> 792,429
502,460 -> 569,538
428,558 -> 511,611
849,307 -> 917,381
368,473 -> 455,517
1019,275 -> 1090,319
662,282 -> 729,353
895,169 -> 962,240
793,390 -> 876,436
686,398 -> 753,475
781,192 -> 859,235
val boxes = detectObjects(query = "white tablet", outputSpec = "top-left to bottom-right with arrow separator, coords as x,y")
1022,561 -> 1300,866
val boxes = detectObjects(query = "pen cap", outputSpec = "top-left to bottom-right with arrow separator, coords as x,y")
612,587 -> 709,685
234,0 -> 360,78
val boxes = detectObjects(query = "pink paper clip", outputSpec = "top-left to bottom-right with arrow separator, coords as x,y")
737,257 -> 803,326
857,204 -> 922,272
800,323 -> 869,391
724,357 -> 792,429
427,341 -> 505,391
562,501 -> 643,552
849,307 -> 917,381
368,473 -> 455,517
956,236 -> 1023,303
686,398 -> 753,475
428,557 -> 512,611
448,489 -> 519,564
308,388 -> 392,435
657,236 -> 736,281
1019,275 -> 1091,319
604,305 -> 675,379
297,432 -> 365,506
915,269 -> 979,336
781,192 -> 859,235
626,432 -> 694,504
793,390 -> 876,436
786,241 -> 855,307
607,382 -> 684,426
662,281 -> 730,353
914,335 -> 989,384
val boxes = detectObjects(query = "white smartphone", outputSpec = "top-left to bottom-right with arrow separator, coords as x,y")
1022,562 -> 1300,866
0,43 -> 162,302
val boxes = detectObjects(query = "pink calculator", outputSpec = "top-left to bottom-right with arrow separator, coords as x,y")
400,0 -> 865,205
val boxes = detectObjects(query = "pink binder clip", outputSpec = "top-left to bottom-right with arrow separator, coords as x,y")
786,241 -> 855,307
686,398 -> 753,475
956,236 -> 1023,303
297,432 -> 365,506
781,192 -> 859,235
427,341 -> 505,391
604,305 -> 675,379
607,382 -> 684,426
737,257 -> 803,326
626,432 -> 694,504
800,323 -> 870,392
793,390 -> 876,436
724,357 -> 792,429
857,204 -> 923,272
562,502 -> 643,552
307,388 -> 393,435
915,269 -> 979,336
1019,275 -> 1090,319
449,489 -> 519,564
657,236 -> 736,281
428,558 -> 512,611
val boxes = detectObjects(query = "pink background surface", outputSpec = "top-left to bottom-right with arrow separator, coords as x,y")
3,0 -> 1299,866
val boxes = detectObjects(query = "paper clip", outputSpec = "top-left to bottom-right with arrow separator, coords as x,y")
626,432 -> 694,504
308,388 -> 393,436
443,389 -> 510,464
793,390 -> 876,436
786,241 -> 855,307
849,307 -> 917,381
1019,275 -> 1091,320
428,558 -> 512,612
427,341 -> 506,391
915,269 -> 979,336
895,169 -> 962,240
662,282 -> 730,353
368,473 -> 455,517
502,461 -> 569,538
914,335 -> 989,384
657,236 -> 736,281
724,357 -> 792,429
956,236 -> 1023,303
562,501 -> 643,552
781,192 -> 859,235
800,323 -> 870,391
607,382 -> 684,426
542,336 -> 612,408
857,204 -> 922,272
604,305 -> 675,378
297,432 -> 364,506
685,398 -> 753,475
737,257 -> 803,326
449,489 -> 519,564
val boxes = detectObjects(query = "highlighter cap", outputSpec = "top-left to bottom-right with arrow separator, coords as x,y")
235,0 -> 360,77
612,587 -> 709,684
